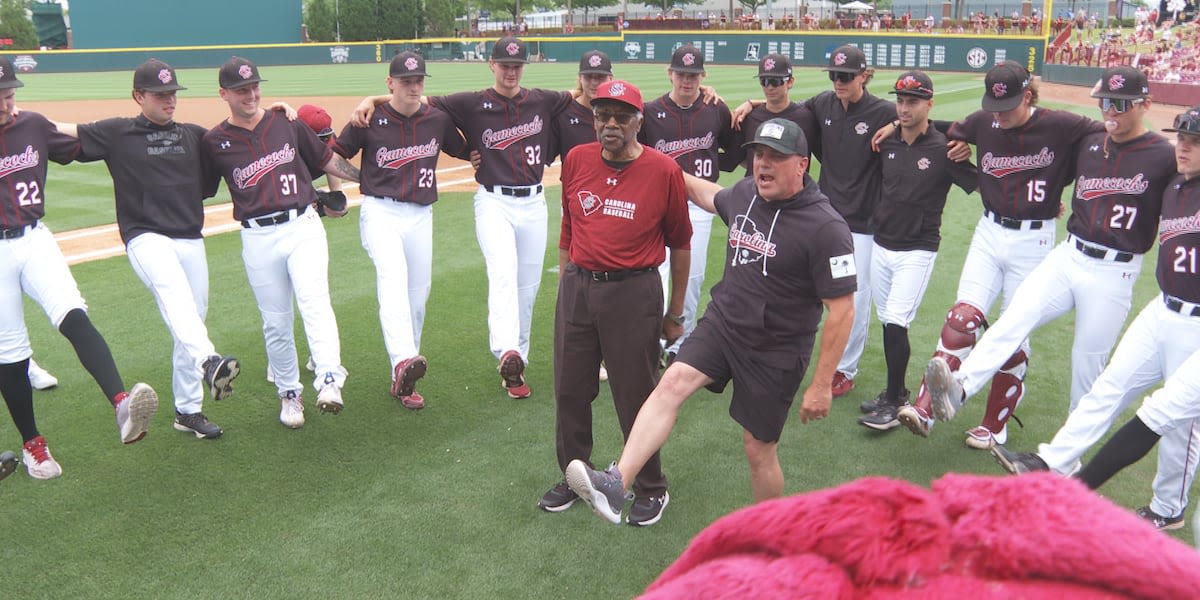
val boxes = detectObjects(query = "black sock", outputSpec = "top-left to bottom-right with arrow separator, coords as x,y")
882,323 -> 910,404
59,309 -> 124,403
1078,417 -> 1160,489
0,359 -> 39,442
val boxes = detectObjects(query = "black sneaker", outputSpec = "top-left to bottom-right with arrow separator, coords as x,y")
538,480 -> 578,512
202,355 -> 241,401
860,390 -> 889,414
565,459 -> 628,524
858,403 -> 902,430
627,491 -> 670,527
173,411 -> 223,439
990,445 -> 1049,474
1135,506 -> 1185,531
0,450 -> 17,482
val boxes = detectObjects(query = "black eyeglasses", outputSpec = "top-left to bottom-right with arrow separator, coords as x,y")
594,109 -> 637,125
760,77 -> 787,88
828,71 -> 857,83
1171,111 -> 1200,134
1099,98 -> 1144,114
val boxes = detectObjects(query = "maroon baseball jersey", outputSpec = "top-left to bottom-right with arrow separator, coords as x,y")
429,88 -> 572,187
1157,175 -> 1200,303
724,102 -> 819,175
0,112 -> 80,229
559,142 -> 691,271
201,111 -> 332,221
639,94 -> 736,183
332,103 -> 468,205
1066,131 -> 1176,253
78,116 -> 210,244
549,99 -> 595,167
705,175 -> 857,369
949,108 -> 1104,221
875,125 -> 979,252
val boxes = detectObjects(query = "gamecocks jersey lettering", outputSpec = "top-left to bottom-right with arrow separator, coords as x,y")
0,112 -> 80,229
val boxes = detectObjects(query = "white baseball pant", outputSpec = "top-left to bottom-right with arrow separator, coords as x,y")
659,199 -> 712,354
359,196 -> 433,370
240,207 -> 344,394
836,232 -> 874,378
0,223 -> 87,364
871,244 -> 936,328
126,233 -> 216,415
1137,345 -> 1200,519
473,185 -> 547,361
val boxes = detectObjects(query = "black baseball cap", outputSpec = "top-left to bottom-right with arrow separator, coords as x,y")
219,56 -> 265,90
1092,66 -> 1148,100
0,56 -> 24,89
1163,106 -> 1200,136
982,60 -> 1030,112
669,45 -> 705,74
390,51 -> 429,77
825,45 -> 867,73
743,118 -> 809,156
755,53 -> 792,78
491,36 -> 528,64
578,50 -> 612,75
133,59 -> 186,92
890,70 -> 934,99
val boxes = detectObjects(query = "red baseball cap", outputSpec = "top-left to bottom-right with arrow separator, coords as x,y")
298,104 -> 334,142
592,80 -> 642,112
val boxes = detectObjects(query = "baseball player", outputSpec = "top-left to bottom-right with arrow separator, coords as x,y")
918,66 -> 1175,447
330,51 -> 469,410
53,59 -> 241,440
547,50 -> 613,167
883,61 -> 1104,448
639,44 -> 737,363
566,118 -> 855,524
296,103 -> 349,218
543,80 -> 691,522
856,71 -> 978,431
723,53 -> 817,178
0,56 -> 158,479
992,105 -> 1200,531
200,57 -> 360,429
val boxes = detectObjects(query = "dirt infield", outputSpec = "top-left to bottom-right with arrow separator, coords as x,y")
24,80 -> 1179,265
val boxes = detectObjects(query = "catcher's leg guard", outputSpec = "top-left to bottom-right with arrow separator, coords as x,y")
913,303 -> 987,412
966,349 -> 1028,449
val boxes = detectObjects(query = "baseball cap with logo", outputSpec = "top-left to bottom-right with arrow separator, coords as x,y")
1163,106 -> 1200,136
743,118 -> 809,156
592,79 -> 643,112
669,45 -> 705,74
825,45 -> 867,73
490,36 -> 528,64
755,53 -> 792,78
298,104 -> 335,142
889,70 -> 934,99
390,51 -> 429,77
219,56 -> 266,90
578,50 -> 613,75
133,59 -> 186,92
1091,65 -> 1148,100
982,60 -> 1031,112
0,56 -> 24,89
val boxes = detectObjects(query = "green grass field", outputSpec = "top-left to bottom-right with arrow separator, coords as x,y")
4,61 -> 1193,598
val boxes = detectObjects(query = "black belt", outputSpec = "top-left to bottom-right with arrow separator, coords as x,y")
242,207 -> 303,229
985,210 -> 1044,230
0,220 -> 34,240
1073,237 -> 1133,263
1164,294 -> 1200,317
491,184 -> 542,197
582,267 -> 656,282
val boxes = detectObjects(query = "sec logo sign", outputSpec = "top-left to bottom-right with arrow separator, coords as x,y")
966,47 -> 988,69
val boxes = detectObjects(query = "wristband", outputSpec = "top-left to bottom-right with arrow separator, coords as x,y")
665,313 -> 685,325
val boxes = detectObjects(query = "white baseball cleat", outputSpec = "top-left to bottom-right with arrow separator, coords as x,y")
27,359 -> 58,390
279,390 -> 305,429
116,383 -> 159,444
316,372 -> 343,414
22,436 -> 62,480
925,357 -> 964,422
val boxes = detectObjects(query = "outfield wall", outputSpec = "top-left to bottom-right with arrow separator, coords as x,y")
2,32 -> 1043,76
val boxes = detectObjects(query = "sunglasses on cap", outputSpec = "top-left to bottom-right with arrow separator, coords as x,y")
1099,98 -> 1144,114
1171,112 -> 1200,134
593,108 -> 638,125
828,71 -> 858,83
760,77 -> 788,88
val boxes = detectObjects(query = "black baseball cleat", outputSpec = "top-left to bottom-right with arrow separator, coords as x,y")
202,355 -> 241,401
858,403 -> 902,431
990,444 -> 1050,474
0,450 -> 18,482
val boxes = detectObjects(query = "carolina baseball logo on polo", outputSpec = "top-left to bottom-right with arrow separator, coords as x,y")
979,148 -> 1054,178
579,190 -> 637,220
1075,174 -> 1149,200
729,215 -> 777,264
232,144 -> 296,189
482,116 -> 542,150
0,146 -> 40,179
654,132 -> 714,159
578,191 -> 601,216
375,139 -> 440,169
238,65 -> 253,80
158,69 -> 173,84
917,157 -> 931,170
829,253 -> 856,278
1108,74 -> 1125,90
854,122 -> 870,135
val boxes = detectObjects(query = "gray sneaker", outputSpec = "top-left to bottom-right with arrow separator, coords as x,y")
627,491 -> 670,527
537,480 -> 578,513
1135,506 -> 1185,531
174,411 -> 223,439
925,357 -> 965,422
565,460 -> 628,525
0,450 -> 17,482
990,445 -> 1049,474
202,355 -> 240,401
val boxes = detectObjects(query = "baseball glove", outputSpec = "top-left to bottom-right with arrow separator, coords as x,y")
315,190 -> 348,217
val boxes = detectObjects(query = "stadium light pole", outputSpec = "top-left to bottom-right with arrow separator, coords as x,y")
335,0 -> 342,42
